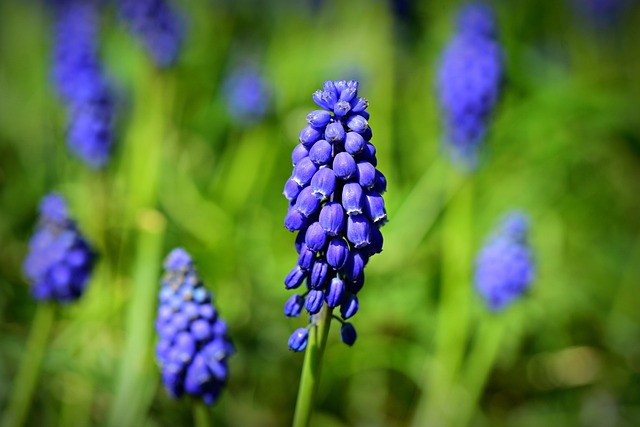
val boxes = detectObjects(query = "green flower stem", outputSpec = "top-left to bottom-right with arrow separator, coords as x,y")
193,401 -> 212,427
1,303 -> 55,427
412,170 -> 474,427
455,316 -> 505,427
292,305 -> 333,427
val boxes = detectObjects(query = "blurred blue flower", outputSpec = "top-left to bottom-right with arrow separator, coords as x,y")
52,0 -> 116,168
570,0 -> 635,29
23,193 -> 96,303
223,65 -> 270,124
474,211 -> 535,311
117,0 -> 185,68
283,80 -> 388,350
436,3 -> 503,170
155,248 -> 234,405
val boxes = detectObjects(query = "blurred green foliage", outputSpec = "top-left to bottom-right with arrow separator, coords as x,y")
1,0 -> 640,426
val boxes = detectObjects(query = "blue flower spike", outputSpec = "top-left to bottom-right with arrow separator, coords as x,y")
437,3 -> 504,170
23,193 -> 97,302
155,248 -> 234,405
282,80 -> 388,350
474,212 -> 535,311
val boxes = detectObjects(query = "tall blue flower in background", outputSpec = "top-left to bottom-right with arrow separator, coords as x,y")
282,80 -> 388,351
23,193 -> 97,303
222,64 -> 270,125
52,0 -> 116,168
117,0 -> 185,68
155,248 -> 234,405
475,212 -> 535,311
436,3 -> 503,170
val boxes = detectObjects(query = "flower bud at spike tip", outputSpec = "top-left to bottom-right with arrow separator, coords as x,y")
319,202 -> 345,236
340,322 -> 357,346
281,80 -> 387,348
305,290 -> 324,314
325,278 -> 345,308
288,328 -> 309,352
333,152 -> 357,180
311,168 -> 336,200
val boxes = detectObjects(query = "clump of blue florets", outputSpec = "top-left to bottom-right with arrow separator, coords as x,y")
436,3 -> 503,170
117,0 -> 185,68
474,212 -> 535,311
283,80 -> 387,352
23,193 -> 97,303
155,248 -> 234,405
52,0 -> 116,168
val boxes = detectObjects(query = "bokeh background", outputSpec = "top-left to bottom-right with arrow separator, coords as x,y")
1,0 -> 640,426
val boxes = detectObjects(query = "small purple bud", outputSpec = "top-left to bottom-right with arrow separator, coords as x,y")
347,214 -> 371,248
305,289 -> 324,314
309,259 -> 329,289
364,190 -> 387,224
295,229 -> 307,253
284,294 -> 304,317
350,97 -> 368,113
373,170 -> 387,194
343,250 -> 367,283
319,202 -> 345,236
326,238 -> 349,269
361,127 -> 373,141
285,207 -> 308,231
340,86 -> 357,102
333,80 -> 347,94
308,140 -> 332,165
325,277 -> 345,308
190,319 -> 212,341
357,143 -> 377,166
306,110 -> 332,128
345,132 -> 365,154
299,125 -> 323,146
360,110 -> 370,120
292,144 -> 310,165
313,90 -> 332,110
356,162 -> 376,189
285,265 -> 306,289
323,80 -> 339,98
288,328 -> 309,352
294,187 -> 320,217
292,157 -> 319,186
283,179 -> 302,201
305,222 -> 327,252
340,294 -> 359,319
334,100 -> 351,117
342,182 -> 365,215
340,322 -> 357,346
311,168 -> 336,200
297,246 -> 315,270
325,122 -> 346,144
346,272 -> 364,294
333,152 -> 356,180
345,115 -> 369,133
366,225 -> 384,256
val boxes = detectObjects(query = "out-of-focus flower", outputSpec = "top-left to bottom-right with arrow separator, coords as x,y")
222,65 -> 270,124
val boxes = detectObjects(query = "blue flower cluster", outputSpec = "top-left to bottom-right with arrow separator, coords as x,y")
222,64 -> 270,124
155,248 -> 234,405
117,0 -> 185,68
282,80 -> 387,351
23,193 -> 96,303
52,0 -> 116,168
436,3 -> 503,170
474,212 -> 535,311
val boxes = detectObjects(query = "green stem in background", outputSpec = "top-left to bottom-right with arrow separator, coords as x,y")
193,401 -> 212,427
1,303 -> 55,427
455,316 -> 505,427
412,170 -> 474,427
292,306 -> 333,427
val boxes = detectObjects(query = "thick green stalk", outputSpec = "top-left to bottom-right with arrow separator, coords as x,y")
292,306 -> 333,427
193,401 -> 212,427
412,170 -> 473,427
1,303 -> 55,427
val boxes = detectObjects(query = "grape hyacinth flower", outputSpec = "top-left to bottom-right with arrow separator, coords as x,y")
282,80 -> 388,351
474,212 -> 535,311
52,0 -> 116,168
222,64 -> 270,124
436,3 -> 503,170
23,193 -> 96,303
117,0 -> 185,68
155,248 -> 234,405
